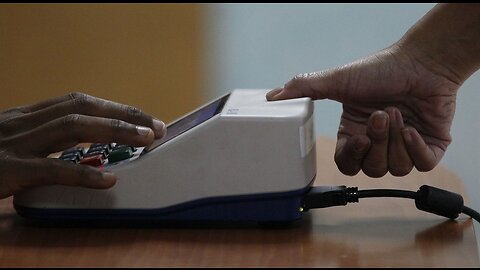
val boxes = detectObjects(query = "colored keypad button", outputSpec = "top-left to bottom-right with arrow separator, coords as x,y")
84,149 -> 108,159
79,154 -> 105,167
62,147 -> 85,157
60,155 -> 79,163
108,147 -> 134,163
113,144 -> 136,151
89,143 -> 113,154
59,152 -> 82,163
57,143 -> 137,167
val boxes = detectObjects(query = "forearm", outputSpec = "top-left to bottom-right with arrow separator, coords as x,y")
397,3 -> 480,85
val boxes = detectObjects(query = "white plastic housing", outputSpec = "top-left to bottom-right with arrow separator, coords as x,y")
14,89 -> 316,210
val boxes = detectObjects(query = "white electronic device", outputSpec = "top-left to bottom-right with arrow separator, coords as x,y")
13,89 -> 316,224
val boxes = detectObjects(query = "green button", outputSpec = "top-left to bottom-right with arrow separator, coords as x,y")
108,148 -> 133,163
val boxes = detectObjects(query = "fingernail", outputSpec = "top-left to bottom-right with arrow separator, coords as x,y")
136,126 -> 153,137
153,119 -> 167,137
402,128 -> 412,144
373,114 -> 387,130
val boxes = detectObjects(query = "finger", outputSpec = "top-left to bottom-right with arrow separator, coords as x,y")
266,87 -> 284,101
8,92 -> 167,139
266,69 -> 347,101
362,111 -> 389,178
22,92 -> 83,112
401,127 -> 444,172
385,107 -> 413,176
0,158 -> 115,199
334,134 -> 371,176
8,114 -> 156,155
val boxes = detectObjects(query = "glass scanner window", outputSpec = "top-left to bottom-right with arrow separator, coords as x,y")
144,94 -> 229,152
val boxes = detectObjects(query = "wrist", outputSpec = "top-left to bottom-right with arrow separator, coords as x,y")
394,38 -> 464,87
396,4 -> 480,85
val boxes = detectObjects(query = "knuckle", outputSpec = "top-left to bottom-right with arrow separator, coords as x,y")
389,166 -> 413,177
416,162 -> 435,172
334,157 -> 359,176
286,72 -> 319,98
363,170 -> 387,178
125,105 -> 144,119
287,74 -> 306,88
110,119 -> 126,130
69,91 -> 87,101
63,114 -> 82,128
61,114 -> 82,145
69,92 -> 93,108
362,164 -> 388,178
339,166 -> 360,176
123,105 -> 148,126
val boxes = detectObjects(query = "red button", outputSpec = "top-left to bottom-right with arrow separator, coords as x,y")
79,154 -> 105,167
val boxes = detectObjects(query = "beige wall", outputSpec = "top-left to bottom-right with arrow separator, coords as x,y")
0,3 -> 201,123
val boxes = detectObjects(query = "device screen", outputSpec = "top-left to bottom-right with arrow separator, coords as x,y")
143,94 -> 230,153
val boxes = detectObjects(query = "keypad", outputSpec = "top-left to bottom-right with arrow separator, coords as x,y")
58,143 -> 138,167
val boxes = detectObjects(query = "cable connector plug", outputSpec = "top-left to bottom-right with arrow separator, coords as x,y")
302,185 -> 358,211
301,184 -> 479,222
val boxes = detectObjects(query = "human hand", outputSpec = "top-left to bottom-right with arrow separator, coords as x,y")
266,44 -> 460,177
0,92 -> 167,198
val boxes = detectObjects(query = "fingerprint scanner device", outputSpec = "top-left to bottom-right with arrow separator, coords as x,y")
13,89 -> 316,224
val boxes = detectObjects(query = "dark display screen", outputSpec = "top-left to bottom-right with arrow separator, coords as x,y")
144,94 -> 230,153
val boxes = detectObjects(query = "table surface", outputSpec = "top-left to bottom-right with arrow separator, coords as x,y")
0,136 -> 478,267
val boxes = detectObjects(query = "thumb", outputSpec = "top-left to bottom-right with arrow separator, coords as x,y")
266,68 -> 349,102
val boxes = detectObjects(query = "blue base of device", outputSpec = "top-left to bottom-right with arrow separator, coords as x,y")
14,184 -> 313,226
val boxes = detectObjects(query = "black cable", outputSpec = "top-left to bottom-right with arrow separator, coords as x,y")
357,189 -> 416,200
462,206 -> 480,223
302,185 -> 480,223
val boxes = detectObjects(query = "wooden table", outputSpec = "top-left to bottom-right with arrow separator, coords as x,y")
0,137 -> 478,267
